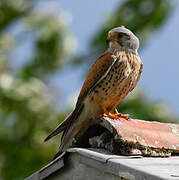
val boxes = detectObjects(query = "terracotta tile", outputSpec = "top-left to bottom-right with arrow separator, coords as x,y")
109,118 -> 179,152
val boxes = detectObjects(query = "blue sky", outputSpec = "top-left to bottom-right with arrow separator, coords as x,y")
51,0 -> 179,115
15,0 -> 178,115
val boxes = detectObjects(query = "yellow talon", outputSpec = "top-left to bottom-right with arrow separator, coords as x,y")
103,108 -> 130,120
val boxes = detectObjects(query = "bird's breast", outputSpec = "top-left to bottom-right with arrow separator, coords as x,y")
87,52 -> 142,113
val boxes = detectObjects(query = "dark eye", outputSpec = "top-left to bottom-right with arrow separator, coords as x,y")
118,32 -> 130,40
118,33 -> 124,38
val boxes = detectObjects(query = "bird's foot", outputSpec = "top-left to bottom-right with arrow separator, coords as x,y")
103,113 -> 130,120
119,113 -> 130,120
103,113 -> 120,119
103,108 -> 130,120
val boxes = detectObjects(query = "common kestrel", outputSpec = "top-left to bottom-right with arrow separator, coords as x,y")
45,26 -> 143,153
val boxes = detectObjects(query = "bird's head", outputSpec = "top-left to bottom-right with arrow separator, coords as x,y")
107,26 -> 139,53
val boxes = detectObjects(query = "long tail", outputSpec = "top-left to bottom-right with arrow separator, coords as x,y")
58,104 -> 92,153
44,112 -> 73,142
44,103 -> 84,142
44,103 -> 91,153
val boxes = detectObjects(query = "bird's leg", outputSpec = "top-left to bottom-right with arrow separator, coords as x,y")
113,108 -> 120,115
103,106 -> 130,120
103,108 -> 120,119
103,112 -> 119,119
103,107 -> 116,119
103,107 -> 130,120
114,108 -> 130,120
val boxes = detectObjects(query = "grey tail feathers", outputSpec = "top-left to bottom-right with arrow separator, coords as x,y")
44,112 -> 73,142
44,104 -> 84,142
58,104 -> 85,153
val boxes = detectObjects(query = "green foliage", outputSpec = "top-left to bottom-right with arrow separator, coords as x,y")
20,11 -> 73,79
0,0 -> 30,32
0,0 -> 74,179
117,90 -> 178,123
91,0 -> 172,51
73,0 -> 172,65
0,0 -> 177,180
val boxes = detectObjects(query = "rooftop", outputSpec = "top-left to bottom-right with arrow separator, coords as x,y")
26,148 -> 179,180
26,117 -> 179,180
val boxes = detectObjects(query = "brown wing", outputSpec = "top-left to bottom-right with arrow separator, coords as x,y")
129,56 -> 143,92
44,51 -> 116,142
76,51 -> 116,105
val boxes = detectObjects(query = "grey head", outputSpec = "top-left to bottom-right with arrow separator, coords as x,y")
107,26 -> 139,53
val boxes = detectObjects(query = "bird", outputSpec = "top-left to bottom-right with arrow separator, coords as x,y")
44,26 -> 143,154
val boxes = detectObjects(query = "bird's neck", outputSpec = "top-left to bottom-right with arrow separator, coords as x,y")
108,42 -> 138,55
108,47 -> 123,54
108,47 -> 138,55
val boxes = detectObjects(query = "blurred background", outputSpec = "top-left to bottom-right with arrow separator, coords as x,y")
0,0 -> 178,179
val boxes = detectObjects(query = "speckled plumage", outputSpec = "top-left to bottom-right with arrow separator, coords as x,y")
87,50 -> 143,113
45,26 -> 143,153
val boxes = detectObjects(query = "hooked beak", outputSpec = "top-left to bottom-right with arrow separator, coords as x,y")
107,33 -> 117,43
106,37 -> 110,43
